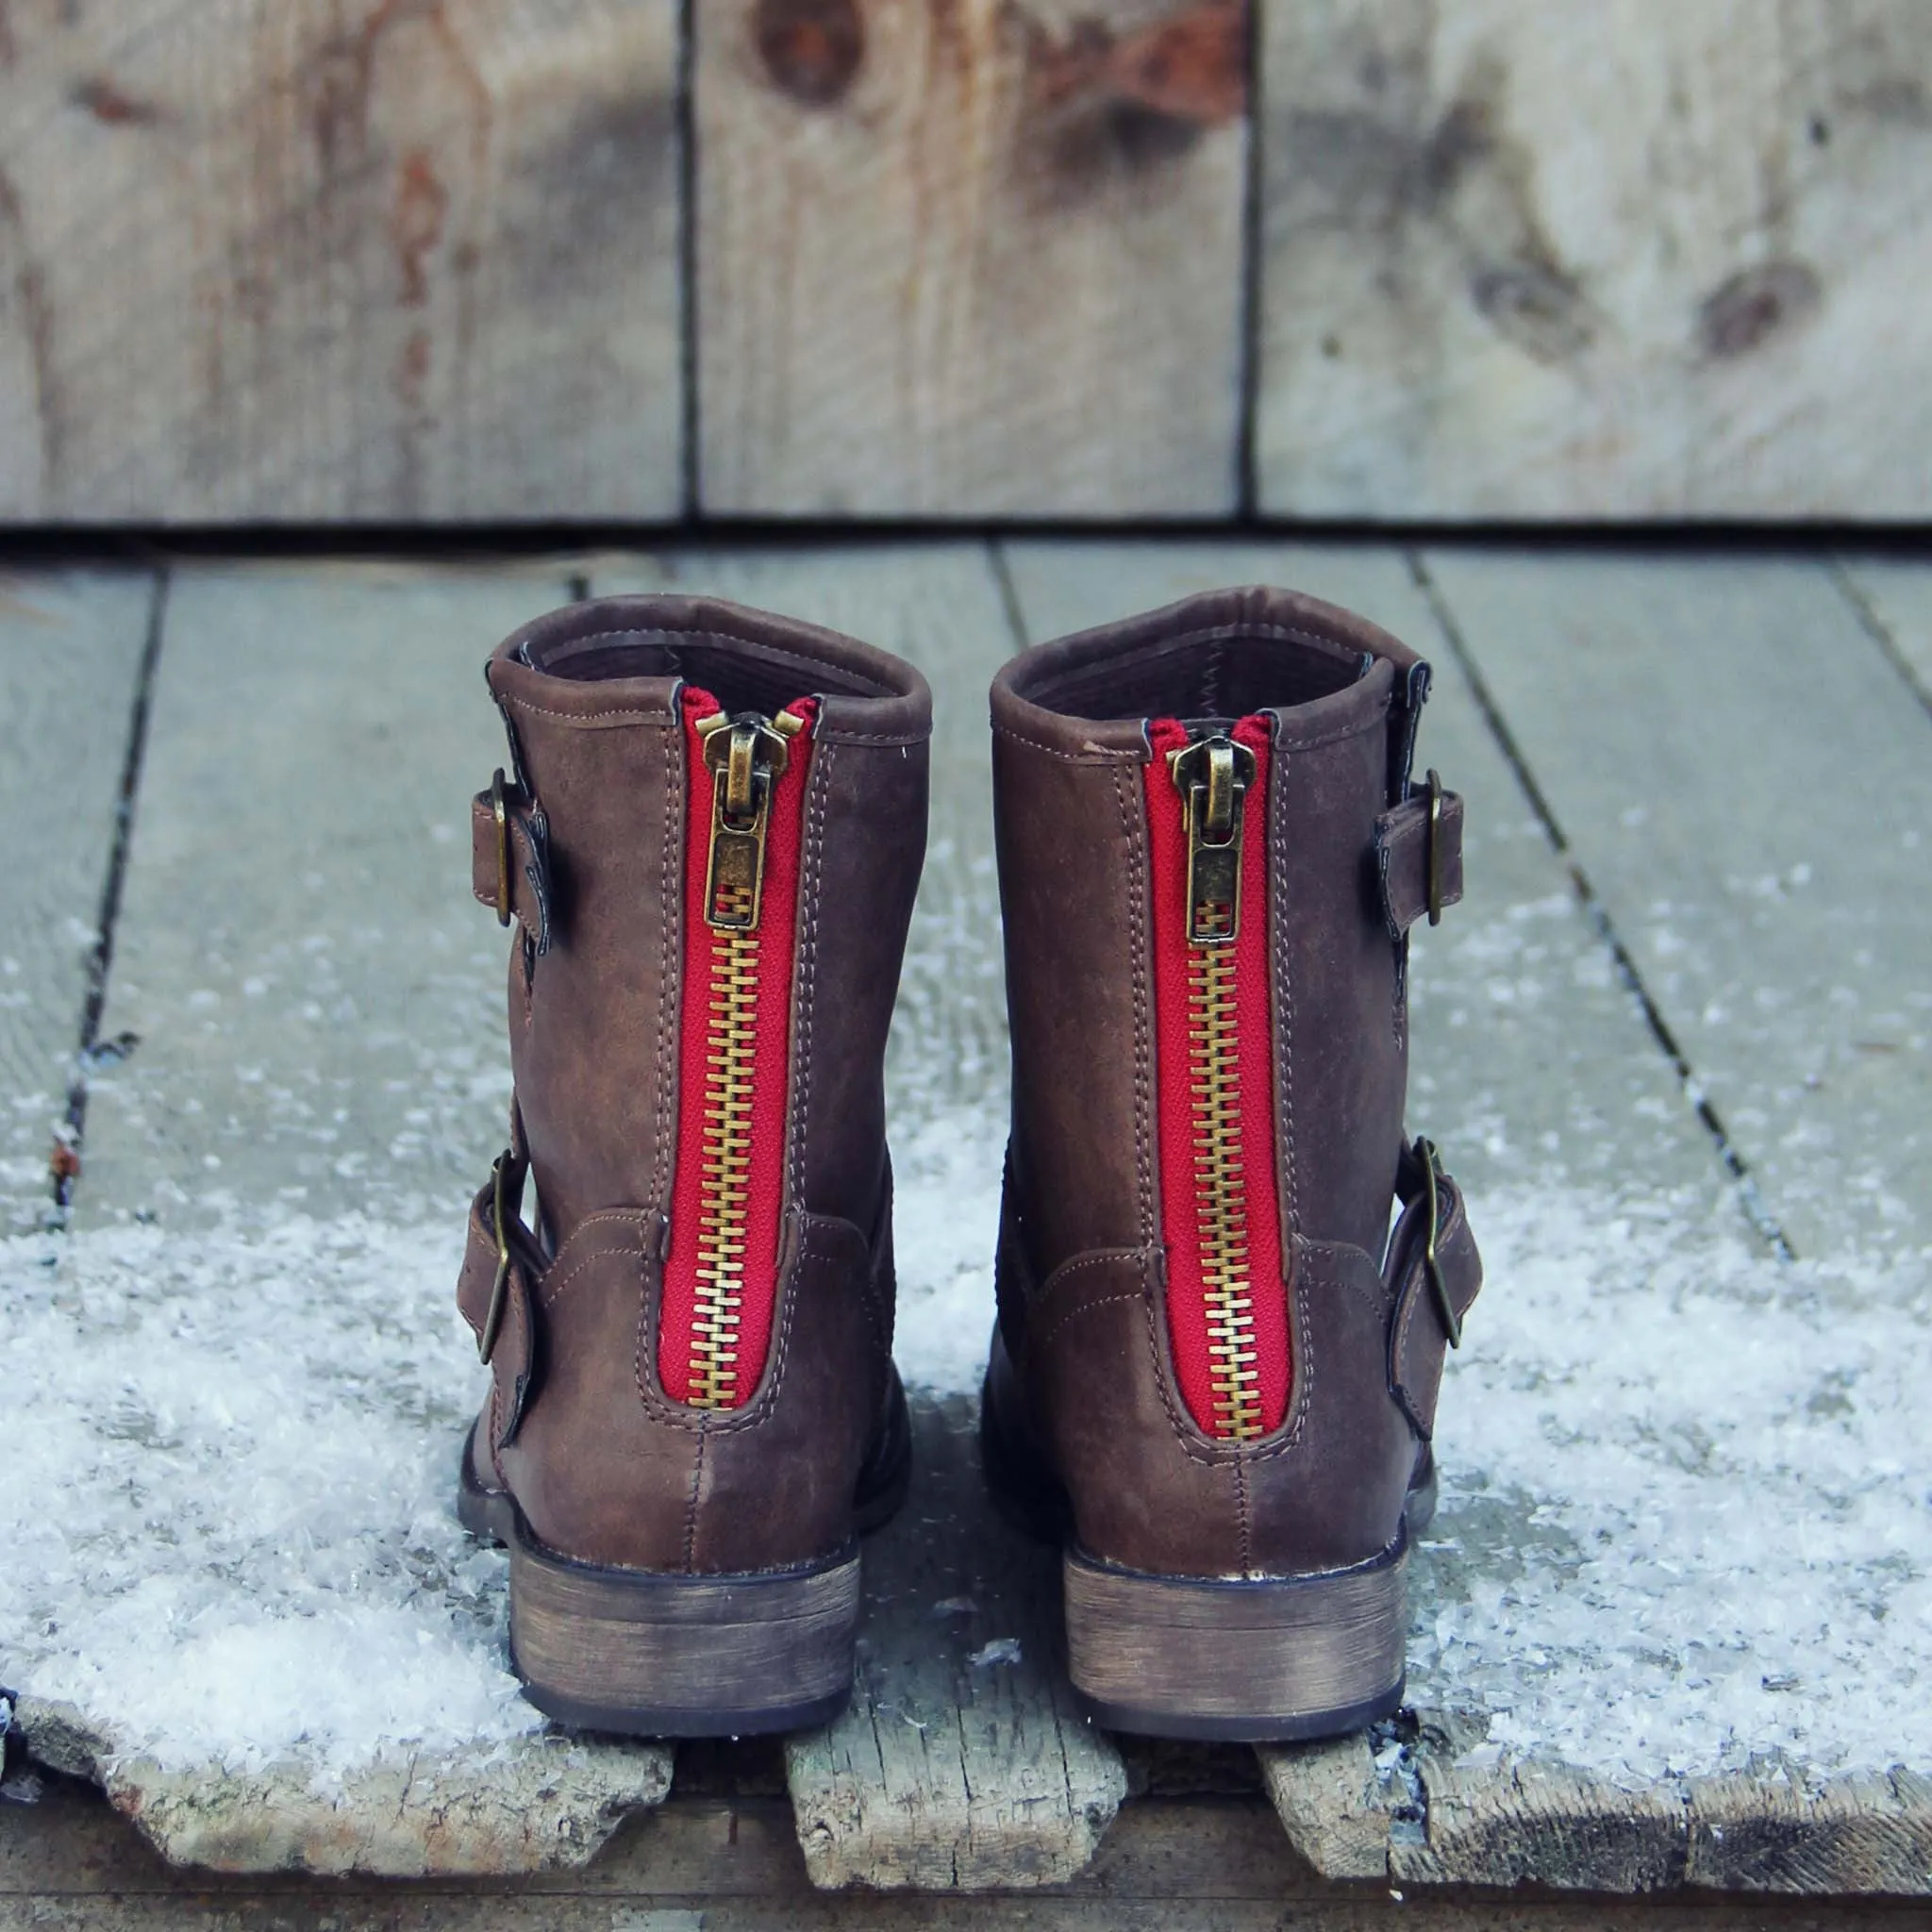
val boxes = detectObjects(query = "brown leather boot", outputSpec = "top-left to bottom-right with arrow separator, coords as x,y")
453,596 -> 930,1736
980,587 -> 1483,1741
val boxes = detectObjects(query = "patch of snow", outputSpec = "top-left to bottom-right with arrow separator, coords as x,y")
886,1109 -> 1002,1394
5,1138 -> 1927,1790
1415,1181 -> 1932,1785
969,1639 -> 1023,1670
0,1108 -> 1001,1785
1,1215 -> 528,1782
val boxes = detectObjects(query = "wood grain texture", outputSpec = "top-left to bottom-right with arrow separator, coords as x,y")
1388,1713 -> 1691,1893
0,568 -> 152,1232
13,1691 -> 674,1879
72,558 -> 569,1228
0,1785 -> 1298,1901
1256,0 -> 1932,520
1421,546 -> 1932,1261
11,1788 -> 1932,1927
1274,1712 -> 1932,1897
20,540 -> 1930,1898
784,1394 -> 1128,1890
0,0 -> 681,523
694,0 -> 1247,517
1685,1769 -> 1932,1893
38,558 -> 683,1875
1257,1732 -> 1391,1880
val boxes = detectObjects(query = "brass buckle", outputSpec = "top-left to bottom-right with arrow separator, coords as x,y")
478,1151 -> 516,1363
491,769 -> 513,929
1424,769 -> 1444,927
1414,1134 -> 1461,1348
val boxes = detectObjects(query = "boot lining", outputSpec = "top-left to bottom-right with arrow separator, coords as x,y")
522,629 -> 896,714
1020,629 -> 1371,724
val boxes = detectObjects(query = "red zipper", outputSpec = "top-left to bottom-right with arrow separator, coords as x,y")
1145,716 -> 1291,1441
658,689 -> 816,1409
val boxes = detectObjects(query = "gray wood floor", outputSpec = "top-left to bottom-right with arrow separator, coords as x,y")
3,538 -> 1928,1918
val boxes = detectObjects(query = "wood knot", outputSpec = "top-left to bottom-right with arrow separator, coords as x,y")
1699,261 -> 1822,359
1031,0 -> 1247,127
756,0 -> 865,108
71,77 -> 159,125
1471,261 -> 1592,365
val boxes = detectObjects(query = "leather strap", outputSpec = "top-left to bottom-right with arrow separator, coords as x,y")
456,1149 -> 543,1451
1374,778 -> 1465,940
1385,1139 -> 1482,1441
470,777 -> 553,954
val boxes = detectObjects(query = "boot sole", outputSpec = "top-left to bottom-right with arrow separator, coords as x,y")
506,1534 -> 861,1735
458,1377 -> 911,1737
980,1372 -> 1427,1743
1061,1541 -> 1407,1741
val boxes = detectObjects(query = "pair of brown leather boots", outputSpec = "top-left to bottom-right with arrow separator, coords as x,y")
454,586 -> 1481,1744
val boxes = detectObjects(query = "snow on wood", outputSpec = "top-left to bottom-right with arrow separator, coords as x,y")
3,542 -> 1927,1894
785,1391 -> 1128,1890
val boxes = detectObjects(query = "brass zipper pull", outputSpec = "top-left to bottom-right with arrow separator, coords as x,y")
1168,732 -> 1257,946
697,709 -> 804,931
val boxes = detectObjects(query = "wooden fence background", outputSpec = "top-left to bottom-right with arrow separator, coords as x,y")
0,0 -> 1926,525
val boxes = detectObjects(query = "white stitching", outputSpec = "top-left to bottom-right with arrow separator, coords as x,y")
993,724 -> 1141,765
501,694 -> 678,726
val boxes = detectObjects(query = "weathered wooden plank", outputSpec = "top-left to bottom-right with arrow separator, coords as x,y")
781,1393 -> 1125,1890
592,543 -> 1129,1890
0,1 -> 681,522
0,1890 -> 1304,1931
14,1790 -> 1932,1932
693,0 -> 1247,517
1386,1712 -> 1692,1893
1421,546 -> 1932,1261
16,1900 -> 1932,1932
1838,556 -> 1932,709
11,1795 -> 1932,1930
75,560 -> 566,1227
0,1783 -> 1313,1902
13,1692 -> 673,1881
1256,1732 -> 1391,1882
1264,1726 -> 1932,1900
0,567 -> 152,1231
1256,2 -> 1932,520
1684,1769 -> 1932,1895
22,558 -> 679,1876
20,539 -> 1927,1902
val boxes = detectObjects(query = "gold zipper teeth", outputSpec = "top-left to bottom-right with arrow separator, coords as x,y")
690,882 -> 760,1409
1187,944 -> 1264,1441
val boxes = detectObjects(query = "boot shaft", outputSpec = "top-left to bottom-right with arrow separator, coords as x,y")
991,584 -> 1460,1301
988,587 -> 1479,1572
478,597 -> 930,1258
457,597 -> 929,1596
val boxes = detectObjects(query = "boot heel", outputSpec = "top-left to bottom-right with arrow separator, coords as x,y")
507,1532 -> 861,1737
1061,1541 -> 1408,1742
